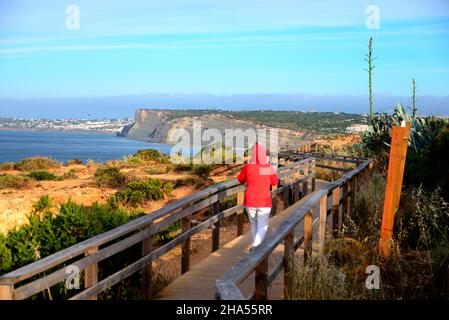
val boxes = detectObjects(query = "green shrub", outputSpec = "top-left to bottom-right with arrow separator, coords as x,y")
134,149 -> 170,163
174,177 -> 197,188
27,171 -> 60,181
146,166 -> 164,174
114,179 -> 172,207
0,162 -> 15,171
62,168 -> 77,179
128,190 -> 146,207
5,226 -> 39,269
0,235 -> 12,274
94,167 -> 127,188
14,157 -> 61,171
174,176 -> 213,190
404,120 -> 449,201
192,164 -> 213,179
164,163 -> 176,173
122,155 -> 144,167
33,195 -> 53,212
173,163 -> 193,172
0,174 -> 32,189
0,198 -> 146,299
152,222 -> 181,245
66,159 -> 83,166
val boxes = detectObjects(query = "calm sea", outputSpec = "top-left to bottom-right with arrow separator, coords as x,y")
0,130 -> 172,164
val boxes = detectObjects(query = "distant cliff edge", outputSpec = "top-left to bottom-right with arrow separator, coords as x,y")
121,109 -> 320,148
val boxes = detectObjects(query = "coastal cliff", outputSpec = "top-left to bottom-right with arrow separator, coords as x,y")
122,109 -> 318,148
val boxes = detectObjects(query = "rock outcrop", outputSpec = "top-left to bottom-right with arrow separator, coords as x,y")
123,109 -> 318,149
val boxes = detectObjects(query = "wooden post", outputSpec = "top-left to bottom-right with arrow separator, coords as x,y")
303,210 -> 313,264
283,177 -> 290,209
349,178 -> 355,215
283,231 -> 294,300
212,201 -> 221,252
142,222 -> 153,299
341,182 -> 348,230
271,185 -> 278,216
255,257 -> 269,300
332,187 -> 340,238
379,123 -> 410,257
318,195 -> 327,255
84,247 -> 98,300
0,283 -> 14,300
302,166 -> 309,197
237,191 -> 245,236
181,217 -> 191,274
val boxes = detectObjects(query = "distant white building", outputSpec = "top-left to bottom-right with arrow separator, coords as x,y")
345,124 -> 369,133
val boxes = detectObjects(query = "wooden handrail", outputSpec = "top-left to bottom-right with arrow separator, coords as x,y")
0,157 -> 316,300
215,158 -> 372,300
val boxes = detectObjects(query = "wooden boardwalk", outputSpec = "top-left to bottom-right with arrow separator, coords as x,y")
154,180 -> 331,300
0,155 -> 371,301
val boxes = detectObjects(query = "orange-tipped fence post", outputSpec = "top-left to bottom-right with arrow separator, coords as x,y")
379,122 -> 410,257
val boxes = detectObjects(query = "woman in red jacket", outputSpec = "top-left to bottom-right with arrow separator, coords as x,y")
237,143 -> 279,250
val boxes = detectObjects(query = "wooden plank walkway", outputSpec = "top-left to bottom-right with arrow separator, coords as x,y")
154,180 -> 332,300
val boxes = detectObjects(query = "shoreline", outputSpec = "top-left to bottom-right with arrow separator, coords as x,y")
0,127 -> 120,135
0,129 -> 174,165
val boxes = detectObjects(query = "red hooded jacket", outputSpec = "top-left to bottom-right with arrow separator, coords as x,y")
237,144 -> 279,207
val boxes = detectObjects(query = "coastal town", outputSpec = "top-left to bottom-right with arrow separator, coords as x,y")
0,117 -> 133,134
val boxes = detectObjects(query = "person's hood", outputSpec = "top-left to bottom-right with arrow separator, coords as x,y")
248,143 -> 268,165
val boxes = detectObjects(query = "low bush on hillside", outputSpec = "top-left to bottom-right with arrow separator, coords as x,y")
27,171 -> 61,181
121,155 -> 145,168
192,164 -> 213,179
146,166 -> 165,174
66,159 -> 83,166
86,159 -> 97,167
14,157 -> 61,171
174,176 -> 214,190
62,168 -> 77,179
0,162 -> 15,171
0,174 -> 32,189
0,196 -> 146,299
94,167 -> 127,188
173,163 -> 193,172
111,178 -> 173,207
134,149 -> 170,163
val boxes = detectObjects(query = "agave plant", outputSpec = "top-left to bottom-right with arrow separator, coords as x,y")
413,116 -> 449,152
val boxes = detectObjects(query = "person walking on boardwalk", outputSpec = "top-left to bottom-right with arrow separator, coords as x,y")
237,143 -> 279,251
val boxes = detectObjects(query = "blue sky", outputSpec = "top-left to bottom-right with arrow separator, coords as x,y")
0,0 -> 449,101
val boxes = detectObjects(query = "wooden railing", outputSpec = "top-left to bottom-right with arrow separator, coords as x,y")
0,157 -> 316,300
280,151 -> 369,173
215,157 -> 372,300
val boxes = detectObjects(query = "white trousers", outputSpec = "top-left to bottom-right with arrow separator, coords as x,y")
245,207 -> 271,247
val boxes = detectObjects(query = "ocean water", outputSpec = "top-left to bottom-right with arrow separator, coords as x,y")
0,130 -> 172,164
